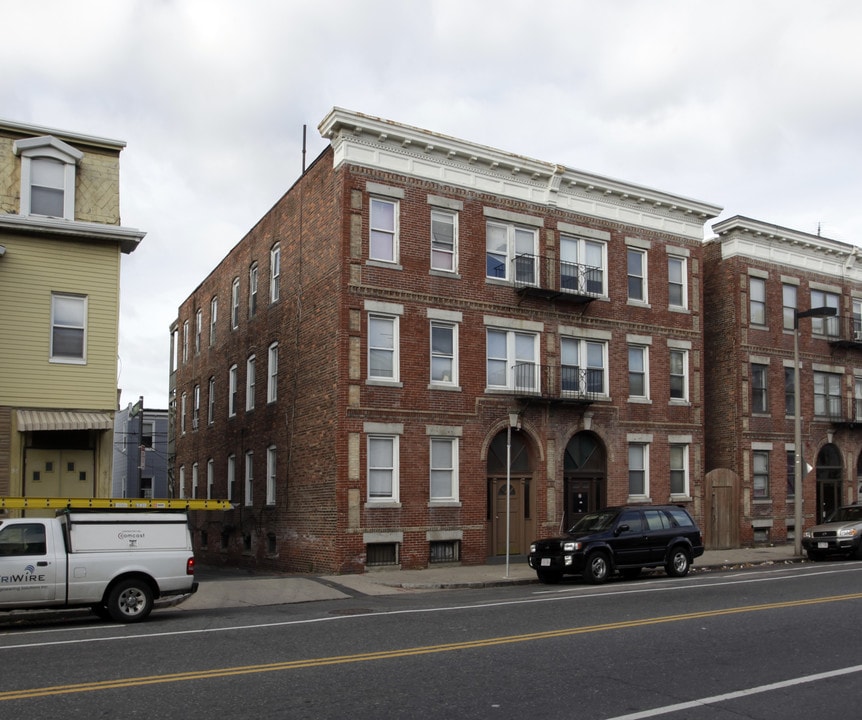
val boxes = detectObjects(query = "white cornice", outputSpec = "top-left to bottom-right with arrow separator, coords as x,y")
318,108 -> 722,241
0,118 -> 126,152
0,214 -> 145,254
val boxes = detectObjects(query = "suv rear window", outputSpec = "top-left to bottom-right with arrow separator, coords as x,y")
644,509 -> 672,530
665,507 -> 694,527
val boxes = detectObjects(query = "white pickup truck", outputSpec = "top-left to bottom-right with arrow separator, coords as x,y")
0,511 -> 198,622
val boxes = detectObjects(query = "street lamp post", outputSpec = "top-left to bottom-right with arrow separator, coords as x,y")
793,306 -> 836,556
505,411 -> 521,578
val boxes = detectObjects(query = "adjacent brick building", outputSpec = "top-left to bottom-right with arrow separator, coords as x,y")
172,108 -> 722,573
704,216 -> 862,547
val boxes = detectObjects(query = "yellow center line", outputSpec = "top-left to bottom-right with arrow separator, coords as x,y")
3,592 -> 861,701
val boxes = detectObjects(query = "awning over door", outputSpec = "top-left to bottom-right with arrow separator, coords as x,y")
16,410 -> 114,432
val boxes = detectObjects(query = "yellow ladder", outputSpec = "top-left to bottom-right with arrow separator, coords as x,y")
0,497 -> 233,511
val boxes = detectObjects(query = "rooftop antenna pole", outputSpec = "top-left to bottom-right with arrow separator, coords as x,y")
302,124 -> 307,174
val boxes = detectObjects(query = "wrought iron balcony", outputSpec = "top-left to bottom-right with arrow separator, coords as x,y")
510,254 -> 603,303
509,363 -> 603,404
826,315 -> 862,349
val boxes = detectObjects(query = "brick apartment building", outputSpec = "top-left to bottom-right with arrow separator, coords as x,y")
704,216 -> 862,547
172,107 -> 722,573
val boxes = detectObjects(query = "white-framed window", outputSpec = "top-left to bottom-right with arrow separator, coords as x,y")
669,444 -> 689,497
855,376 -> 862,421
368,314 -> 399,381
180,392 -> 187,435
244,451 -> 254,507
486,328 -> 539,391
270,244 -> 280,303
370,197 -> 399,263
192,384 -> 200,430
627,248 -> 648,302
248,263 -> 258,318
267,342 -> 279,403
208,376 -> 215,425
628,443 -> 649,497
231,278 -> 240,329
228,364 -> 238,417
210,296 -> 218,346
368,435 -> 399,502
750,277 -> 766,326
669,348 -> 689,402
206,459 -> 214,500
14,135 -> 82,219
431,209 -> 457,272
751,363 -> 769,414
628,345 -> 649,399
814,371 -> 842,418
561,235 -> 606,296
486,221 -> 538,283
782,283 -> 797,331
753,450 -> 769,499
430,437 -> 458,502
246,355 -> 256,411
430,322 -> 457,386
266,446 -> 277,505
195,309 -> 202,353
178,465 -> 186,499
182,320 -> 189,364
227,454 -> 235,502
853,299 -> 862,340
561,336 -> 607,397
50,293 -> 87,363
192,463 -> 199,499
810,289 -> 840,337
668,255 -> 688,309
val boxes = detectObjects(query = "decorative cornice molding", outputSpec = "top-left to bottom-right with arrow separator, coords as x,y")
319,108 -> 722,241
0,214 -> 145,254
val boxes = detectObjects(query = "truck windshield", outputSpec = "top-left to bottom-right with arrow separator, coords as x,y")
569,511 -> 617,534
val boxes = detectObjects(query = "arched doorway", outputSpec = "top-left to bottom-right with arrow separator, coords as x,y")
816,444 -> 842,523
563,432 -> 606,531
486,430 -> 534,556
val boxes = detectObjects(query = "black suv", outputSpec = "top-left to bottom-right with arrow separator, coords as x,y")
528,505 -> 704,584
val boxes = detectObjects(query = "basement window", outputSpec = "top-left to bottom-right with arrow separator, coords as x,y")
366,542 -> 399,567
429,540 -> 460,564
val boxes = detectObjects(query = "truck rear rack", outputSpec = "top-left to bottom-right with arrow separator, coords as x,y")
0,497 -> 233,511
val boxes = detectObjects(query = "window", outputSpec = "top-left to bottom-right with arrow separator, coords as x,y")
561,337 -> 607,396
668,255 -> 687,309
753,450 -> 769,499
0,523 -> 47,556
270,244 -> 280,302
784,367 -> 795,416
192,463 -> 199,499
210,297 -> 218,346
50,293 -> 86,362
750,277 -> 766,326
248,263 -> 258,318
244,451 -> 254,507
266,446 -> 277,505
486,221 -> 537,283
141,422 -> 154,448
786,450 -> 795,498
207,459 -> 214,500
246,355 -> 256,411
486,328 -> 539,392
208,377 -> 215,425
227,454 -> 235,502
368,435 -> 399,502
228,364 -> 238,417
431,210 -> 457,272
192,384 -> 200,430
814,372 -> 842,418
810,289 -> 840,336
180,392 -> 187,434
368,315 -> 399,381
628,443 -> 649,497
267,343 -> 278,403
854,299 -> 862,340
855,377 -> 862,421
430,322 -> 457,385
14,136 -> 82,219
370,197 -> 398,263
628,345 -> 648,398
670,444 -> 689,496
751,364 -> 769,414
669,348 -> 689,402
627,248 -> 647,302
182,320 -> 189,363
178,465 -> 186,499
195,309 -> 202,353
231,278 -> 240,329
430,438 -> 458,501
561,235 -> 606,296
782,283 -> 797,331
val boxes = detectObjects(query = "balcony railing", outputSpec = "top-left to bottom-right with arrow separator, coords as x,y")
826,315 -> 862,349
511,254 -> 603,303
510,363 -> 603,404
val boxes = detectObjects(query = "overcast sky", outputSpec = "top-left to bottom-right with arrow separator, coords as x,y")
3,0 -> 861,408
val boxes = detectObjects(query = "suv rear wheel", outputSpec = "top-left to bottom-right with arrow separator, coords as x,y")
583,551 -> 611,584
665,547 -> 691,577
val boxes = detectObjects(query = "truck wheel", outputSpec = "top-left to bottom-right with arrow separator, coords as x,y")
583,552 -> 610,584
107,579 -> 154,623
666,547 -> 691,577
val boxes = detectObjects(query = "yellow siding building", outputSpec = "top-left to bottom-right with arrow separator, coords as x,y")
0,119 -> 144,502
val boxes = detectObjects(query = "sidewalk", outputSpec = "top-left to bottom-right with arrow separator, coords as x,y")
175,544 -> 803,612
